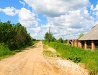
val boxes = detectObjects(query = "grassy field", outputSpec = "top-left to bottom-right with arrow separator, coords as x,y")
43,41 -> 98,75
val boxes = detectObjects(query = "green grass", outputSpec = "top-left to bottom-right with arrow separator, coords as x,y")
43,44 -> 60,57
43,50 -> 55,57
0,42 -> 36,60
0,43 -> 16,59
33,41 -> 39,44
43,41 -> 98,74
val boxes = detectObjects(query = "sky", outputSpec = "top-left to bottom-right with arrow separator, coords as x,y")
0,0 -> 98,40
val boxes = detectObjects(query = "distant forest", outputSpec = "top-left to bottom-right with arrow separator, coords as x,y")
0,21 -> 32,50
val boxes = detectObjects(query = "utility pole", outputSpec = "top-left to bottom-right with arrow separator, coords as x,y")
48,26 -> 50,42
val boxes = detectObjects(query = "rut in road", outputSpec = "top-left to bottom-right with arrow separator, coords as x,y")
0,41 -> 88,75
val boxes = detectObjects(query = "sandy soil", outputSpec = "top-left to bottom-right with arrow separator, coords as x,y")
0,41 -> 88,75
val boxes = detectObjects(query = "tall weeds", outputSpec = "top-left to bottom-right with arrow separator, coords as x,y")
43,41 -> 98,74
0,43 -> 15,57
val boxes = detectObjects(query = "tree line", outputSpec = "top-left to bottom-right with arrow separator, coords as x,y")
44,32 -> 67,43
0,21 -> 32,50
44,32 -> 84,43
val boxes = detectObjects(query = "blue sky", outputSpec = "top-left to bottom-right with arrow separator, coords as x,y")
0,0 -> 98,39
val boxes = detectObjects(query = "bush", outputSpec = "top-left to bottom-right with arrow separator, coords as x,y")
0,43 -> 15,56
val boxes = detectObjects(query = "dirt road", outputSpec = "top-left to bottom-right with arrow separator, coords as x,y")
0,42 -> 88,75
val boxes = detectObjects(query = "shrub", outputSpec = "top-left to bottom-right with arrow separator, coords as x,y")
0,43 -> 15,56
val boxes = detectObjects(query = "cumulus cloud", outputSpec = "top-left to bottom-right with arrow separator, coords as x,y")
93,4 -> 98,10
43,8 -> 94,39
0,6 -> 38,27
23,0 -> 95,39
0,7 -> 18,16
0,0 -> 96,39
30,27 -> 41,33
90,4 -> 98,17
31,33 -> 37,38
19,1 -> 26,7
18,8 -> 38,27
24,0 -> 90,17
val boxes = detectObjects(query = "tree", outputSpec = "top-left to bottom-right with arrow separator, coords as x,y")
0,21 -> 32,50
78,33 -> 84,39
44,32 -> 56,42
58,38 -> 63,43
52,37 -> 56,42
44,32 -> 49,41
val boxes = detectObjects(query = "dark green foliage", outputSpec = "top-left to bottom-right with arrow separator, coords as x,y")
43,41 -> 98,74
58,38 -> 63,43
0,43 -> 15,56
68,57 -> 81,63
32,38 -> 36,41
0,21 -> 32,50
44,32 -> 56,42
64,39 -> 67,43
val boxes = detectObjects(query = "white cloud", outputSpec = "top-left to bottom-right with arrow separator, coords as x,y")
90,4 -> 98,17
24,0 -> 90,17
19,1 -> 26,7
0,7 -> 38,27
94,4 -> 98,10
23,0 -> 96,39
45,8 -> 94,39
31,33 -> 37,38
18,8 -> 38,27
0,0 -> 95,39
90,5 -> 94,10
95,20 -> 98,25
23,0 -> 95,39
30,27 -> 41,32
0,7 -> 18,16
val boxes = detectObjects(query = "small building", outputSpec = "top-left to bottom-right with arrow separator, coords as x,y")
67,39 -> 79,47
79,24 -> 98,51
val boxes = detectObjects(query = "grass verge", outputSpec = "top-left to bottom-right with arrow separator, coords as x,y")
0,42 -> 36,60
0,43 -> 16,60
43,41 -> 98,75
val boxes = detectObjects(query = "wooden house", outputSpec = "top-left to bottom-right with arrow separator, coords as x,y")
79,24 -> 98,51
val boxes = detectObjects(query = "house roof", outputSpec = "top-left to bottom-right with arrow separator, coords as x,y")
79,24 -> 98,40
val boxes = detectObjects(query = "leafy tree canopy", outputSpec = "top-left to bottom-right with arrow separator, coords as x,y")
0,21 -> 32,50
44,32 -> 56,42
58,38 -> 63,43
78,33 -> 84,39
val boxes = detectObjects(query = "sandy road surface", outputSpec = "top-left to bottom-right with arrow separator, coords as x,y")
0,42 -> 88,75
